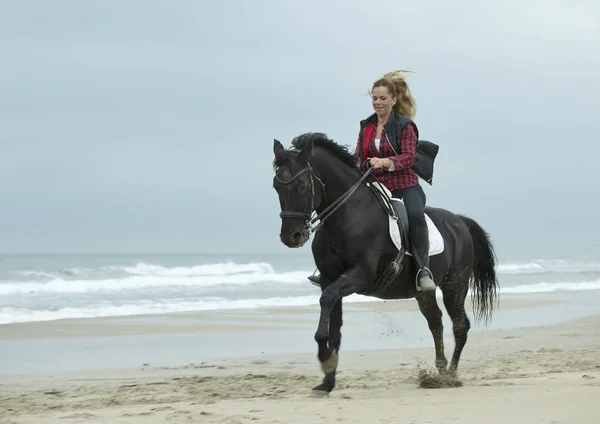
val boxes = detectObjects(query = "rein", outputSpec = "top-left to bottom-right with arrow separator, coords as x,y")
276,164 -> 375,234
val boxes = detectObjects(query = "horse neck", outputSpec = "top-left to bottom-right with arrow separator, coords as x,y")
311,149 -> 365,215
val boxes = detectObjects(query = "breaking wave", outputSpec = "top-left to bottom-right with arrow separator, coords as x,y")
1,260 -> 599,324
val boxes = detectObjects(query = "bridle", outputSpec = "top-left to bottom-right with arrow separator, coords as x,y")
275,163 -> 321,221
275,162 -> 374,234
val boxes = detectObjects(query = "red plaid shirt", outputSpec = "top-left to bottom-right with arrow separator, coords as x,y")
355,122 -> 419,190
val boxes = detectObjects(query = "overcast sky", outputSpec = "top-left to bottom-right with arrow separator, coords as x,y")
0,0 -> 598,259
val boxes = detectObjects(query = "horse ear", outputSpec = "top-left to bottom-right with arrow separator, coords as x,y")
297,140 -> 313,164
273,139 -> 285,157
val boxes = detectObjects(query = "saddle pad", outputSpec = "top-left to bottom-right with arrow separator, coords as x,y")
388,199 -> 444,256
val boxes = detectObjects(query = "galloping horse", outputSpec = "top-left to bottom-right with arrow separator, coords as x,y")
272,133 -> 499,394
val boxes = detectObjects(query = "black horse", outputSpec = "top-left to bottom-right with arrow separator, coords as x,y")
272,132 -> 499,394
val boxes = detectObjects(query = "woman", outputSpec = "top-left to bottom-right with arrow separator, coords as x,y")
309,70 -> 436,292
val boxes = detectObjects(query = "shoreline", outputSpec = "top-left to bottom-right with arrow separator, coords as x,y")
0,296 -> 569,340
2,292 -> 600,377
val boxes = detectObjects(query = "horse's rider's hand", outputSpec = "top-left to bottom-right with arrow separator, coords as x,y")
368,157 -> 391,169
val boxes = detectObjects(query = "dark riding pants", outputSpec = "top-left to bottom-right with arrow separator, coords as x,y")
391,184 -> 429,270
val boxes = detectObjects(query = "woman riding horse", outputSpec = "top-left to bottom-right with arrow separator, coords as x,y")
309,70 -> 436,292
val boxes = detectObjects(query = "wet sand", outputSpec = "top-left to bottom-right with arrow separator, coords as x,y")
0,297 -> 565,340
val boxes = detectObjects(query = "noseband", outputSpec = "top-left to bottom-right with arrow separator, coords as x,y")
275,163 -> 374,234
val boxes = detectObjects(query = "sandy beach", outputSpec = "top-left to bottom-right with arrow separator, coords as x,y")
1,296 -> 599,423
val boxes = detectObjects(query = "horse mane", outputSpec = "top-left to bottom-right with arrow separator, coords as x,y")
273,132 -> 358,170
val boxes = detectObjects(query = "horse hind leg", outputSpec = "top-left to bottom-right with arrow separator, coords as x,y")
416,291 -> 448,374
441,269 -> 471,376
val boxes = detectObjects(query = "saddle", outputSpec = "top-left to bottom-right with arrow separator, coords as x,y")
367,180 -> 411,251
391,198 -> 411,250
362,181 -> 412,295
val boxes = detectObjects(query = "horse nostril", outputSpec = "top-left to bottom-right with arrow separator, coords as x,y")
292,232 -> 302,243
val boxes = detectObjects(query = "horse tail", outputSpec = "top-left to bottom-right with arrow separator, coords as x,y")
458,215 -> 499,324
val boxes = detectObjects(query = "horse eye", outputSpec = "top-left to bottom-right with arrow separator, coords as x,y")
298,184 -> 307,193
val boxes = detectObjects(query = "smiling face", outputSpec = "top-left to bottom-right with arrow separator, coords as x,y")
371,85 -> 396,119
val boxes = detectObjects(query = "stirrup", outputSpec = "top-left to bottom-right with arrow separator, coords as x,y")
308,271 -> 321,287
416,267 -> 435,292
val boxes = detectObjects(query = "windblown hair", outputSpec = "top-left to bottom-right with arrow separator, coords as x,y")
371,69 -> 417,120
273,132 -> 358,170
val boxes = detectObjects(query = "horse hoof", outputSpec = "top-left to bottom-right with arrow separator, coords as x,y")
311,383 -> 332,397
311,388 -> 330,398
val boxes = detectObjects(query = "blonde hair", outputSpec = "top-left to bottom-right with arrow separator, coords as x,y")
371,69 -> 417,119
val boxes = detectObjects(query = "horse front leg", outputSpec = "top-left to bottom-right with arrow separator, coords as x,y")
313,299 -> 342,393
313,267 -> 366,394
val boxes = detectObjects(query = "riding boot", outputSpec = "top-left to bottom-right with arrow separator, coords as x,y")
308,272 -> 321,287
412,235 -> 436,292
416,267 -> 436,292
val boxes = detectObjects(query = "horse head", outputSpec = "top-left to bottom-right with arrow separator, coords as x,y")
272,138 -> 321,248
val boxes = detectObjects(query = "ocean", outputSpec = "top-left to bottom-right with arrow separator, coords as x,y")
1,253 -> 600,326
